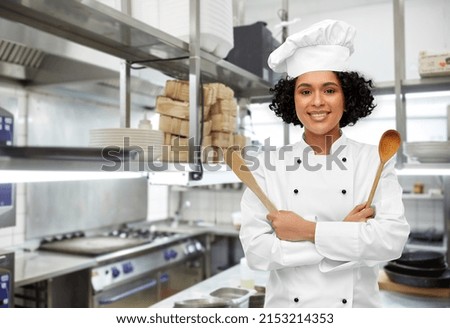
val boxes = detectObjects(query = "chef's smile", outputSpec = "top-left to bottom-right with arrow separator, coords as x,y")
294,71 -> 345,140
309,111 -> 330,121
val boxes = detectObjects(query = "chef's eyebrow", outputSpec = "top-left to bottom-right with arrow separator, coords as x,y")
296,81 -> 340,89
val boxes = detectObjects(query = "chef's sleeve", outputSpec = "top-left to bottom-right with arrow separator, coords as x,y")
239,153 -> 324,271
314,158 -> 410,264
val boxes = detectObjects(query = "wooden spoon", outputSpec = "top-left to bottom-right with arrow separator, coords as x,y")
365,129 -> 401,208
224,149 -> 278,213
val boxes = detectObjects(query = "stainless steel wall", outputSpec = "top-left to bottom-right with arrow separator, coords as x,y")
26,179 -> 147,239
24,89 -> 149,239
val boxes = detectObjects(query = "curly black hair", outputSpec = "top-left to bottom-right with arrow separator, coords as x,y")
268,71 -> 376,127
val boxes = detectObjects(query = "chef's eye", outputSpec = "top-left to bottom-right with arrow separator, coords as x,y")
300,90 -> 311,95
324,89 -> 335,94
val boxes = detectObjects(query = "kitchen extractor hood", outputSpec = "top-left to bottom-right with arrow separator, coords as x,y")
0,18 -> 165,108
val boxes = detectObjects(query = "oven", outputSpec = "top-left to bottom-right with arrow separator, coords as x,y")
0,250 -> 14,308
15,226 -> 206,308
89,237 -> 205,308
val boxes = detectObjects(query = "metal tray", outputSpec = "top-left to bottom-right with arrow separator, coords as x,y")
174,297 -> 230,308
209,287 -> 251,306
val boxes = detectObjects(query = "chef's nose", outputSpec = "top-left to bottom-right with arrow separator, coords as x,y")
313,92 -> 324,106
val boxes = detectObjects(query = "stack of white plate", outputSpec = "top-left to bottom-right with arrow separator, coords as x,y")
158,0 -> 234,58
404,141 -> 450,163
89,128 -> 164,161
96,0 -> 234,58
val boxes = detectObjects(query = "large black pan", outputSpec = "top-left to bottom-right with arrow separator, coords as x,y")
394,250 -> 445,268
387,261 -> 448,277
384,250 -> 450,288
384,265 -> 450,288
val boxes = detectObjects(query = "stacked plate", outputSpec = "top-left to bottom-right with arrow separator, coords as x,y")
89,128 -> 164,161
158,0 -> 234,58
404,141 -> 450,163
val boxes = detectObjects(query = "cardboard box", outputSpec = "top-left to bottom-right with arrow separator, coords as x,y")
160,137 -> 213,163
211,113 -> 237,133
164,133 -> 212,148
164,80 -> 217,106
212,132 -> 234,148
206,83 -> 234,99
419,51 -> 450,77
159,115 -> 212,137
210,98 -> 238,116
156,96 -> 210,120
233,133 -> 248,148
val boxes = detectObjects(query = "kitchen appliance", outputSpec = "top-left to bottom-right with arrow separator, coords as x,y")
225,21 -> 281,83
16,225 -> 206,308
90,235 -> 205,308
0,250 -> 14,308
0,107 -> 15,229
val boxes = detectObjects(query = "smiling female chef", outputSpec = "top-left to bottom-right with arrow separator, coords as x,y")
239,20 -> 410,308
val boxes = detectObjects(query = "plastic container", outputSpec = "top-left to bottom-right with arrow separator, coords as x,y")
138,113 -> 152,130
240,257 -> 255,289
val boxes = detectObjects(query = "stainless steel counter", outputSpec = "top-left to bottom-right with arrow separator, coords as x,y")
12,224 -> 230,289
151,264 -> 268,308
13,231 -> 204,288
14,250 -> 96,288
153,221 -> 240,238
151,264 -> 450,308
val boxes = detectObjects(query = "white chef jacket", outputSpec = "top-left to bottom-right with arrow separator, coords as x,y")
239,133 -> 410,308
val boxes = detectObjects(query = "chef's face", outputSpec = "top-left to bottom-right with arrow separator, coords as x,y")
294,71 -> 344,138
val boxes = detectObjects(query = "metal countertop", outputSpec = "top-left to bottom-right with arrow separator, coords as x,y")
13,229 -> 209,287
151,265 -> 450,308
14,250 -> 96,288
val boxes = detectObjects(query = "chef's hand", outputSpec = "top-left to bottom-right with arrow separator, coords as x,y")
267,211 -> 316,242
343,203 -> 374,222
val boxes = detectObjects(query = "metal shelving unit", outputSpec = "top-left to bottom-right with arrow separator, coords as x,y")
391,0 -> 450,262
0,0 -> 271,185
0,0 -> 270,98
373,77 -> 450,96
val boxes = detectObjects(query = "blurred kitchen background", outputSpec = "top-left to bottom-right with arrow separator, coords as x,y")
0,0 -> 449,308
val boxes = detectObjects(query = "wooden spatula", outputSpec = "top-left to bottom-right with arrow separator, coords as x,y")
225,149 -> 278,213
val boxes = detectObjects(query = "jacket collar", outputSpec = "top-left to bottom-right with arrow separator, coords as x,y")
296,130 -> 347,154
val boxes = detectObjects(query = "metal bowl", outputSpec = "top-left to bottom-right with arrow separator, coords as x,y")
174,297 -> 230,308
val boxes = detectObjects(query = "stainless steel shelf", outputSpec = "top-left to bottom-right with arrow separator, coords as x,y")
402,194 -> 444,200
0,146 -> 137,172
0,146 -> 241,185
373,76 -> 450,96
396,163 -> 450,176
148,164 -> 239,186
0,0 -> 271,98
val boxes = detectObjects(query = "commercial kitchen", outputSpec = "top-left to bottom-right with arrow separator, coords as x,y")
0,0 -> 449,309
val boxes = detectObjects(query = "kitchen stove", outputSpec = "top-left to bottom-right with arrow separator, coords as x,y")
38,226 -> 181,256
106,226 -> 175,241
25,223 -> 207,308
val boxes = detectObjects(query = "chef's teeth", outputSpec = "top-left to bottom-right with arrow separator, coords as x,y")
311,112 -> 327,117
